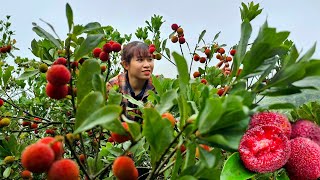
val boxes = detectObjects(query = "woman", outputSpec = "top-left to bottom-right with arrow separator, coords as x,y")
106,41 -> 155,122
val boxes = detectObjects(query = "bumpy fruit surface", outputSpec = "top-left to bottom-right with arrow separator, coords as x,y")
111,122 -> 131,143
238,125 -> 291,173
47,159 -> 79,180
99,51 -> 109,62
46,65 -> 71,86
193,54 -> 200,61
112,42 -> 122,52
291,119 -> 320,146
46,83 -> 68,100
21,170 -> 32,179
176,27 -> 184,35
21,143 -> 55,173
161,112 -> 176,126
38,137 -> 64,160
249,112 -> 291,138
53,57 -> 67,65
112,156 -> 138,180
178,37 -> 185,44
103,43 -> 113,53
171,36 -> 178,43
285,137 -> 320,180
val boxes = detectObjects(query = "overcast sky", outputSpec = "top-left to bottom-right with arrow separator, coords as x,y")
1,0 -> 320,78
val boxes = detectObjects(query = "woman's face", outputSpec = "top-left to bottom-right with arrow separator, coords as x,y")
124,55 -> 154,81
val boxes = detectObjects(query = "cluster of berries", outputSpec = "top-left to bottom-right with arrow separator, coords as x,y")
238,112 -> 320,179
21,117 -> 42,134
21,136 -> 79,180
45,64 -> 71,100
0,44 -> 11,53
148,44 -> 162,60
170,23 -> 185,44
215,48 -> 236,76
92,40 -> 121,62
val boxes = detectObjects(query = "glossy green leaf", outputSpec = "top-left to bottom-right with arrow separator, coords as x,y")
152,75 -> 163,95
171,149 -> 183,180
32,25 -> 62,49
197,98 -> 223,134
268,103 -> 296,109
17,69 -> 39,80
142,108 -> 174,166
74,105 -> 122,134
92,74 -> 106,100
298,42 -> 316,62
3,66 -> 14,86
197,30 -> 206,44
172,52 -> 189,95
199,147 -> 221,168
304,60 -> 320,77
220,152 -> 255,180
178,175 -> 198,180
76,59 -> 101,105
75,91 -> 104,129
74,34 -> 104,61
155,89 -> 178,114
66,3 -> 73,32
123,94 -> 144,108
107,89 -> 122,105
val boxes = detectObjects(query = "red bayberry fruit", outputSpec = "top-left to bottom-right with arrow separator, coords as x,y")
22,121 -> 31,127
204,49 -> 211,56
101,65 -> 107,73
193,54 -> 200,61
79,58 -> 85,64
161,112 -> 176,126
46,83 -> 68,100
193,71 -> 201,78
99,51 -> 109,62
103,43 -> 113,53
171,23 -> 179,31
112,42 -> 121,52
226,56 -> 232,61
218,48 -> 225,54
111,122 -> 131,143
180,144 -> 186,153
149,44 -> 155,48
239,125 -> 291,173
79,154 -> 85,163
46,129 -> 55,135
285,137 -> 320,180
230,49 -> 236,56
21,143 -> 55,173
30,123 -> 38,129
171,36 -> 178,43
177,27 -> 184,35
149,46 -> 156,54
217,88 -> 224,96
291,119 -> 320,146
199,57 -> 206,63
46,65 -> 71,86
108,137 -> 114,142
0,99 -> 3,107
92,48 -> 102,58
200,79 -> 207,84
38,137 -> 64,160
178,37 -> 185,44
47,159 -> 79,180
112,156 -> 138,180
53,57 -> 67,65
249,112 -> 291,138
21,170 -> 32,179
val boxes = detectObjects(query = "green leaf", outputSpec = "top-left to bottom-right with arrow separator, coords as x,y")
74,105 -> 122,134
74,34 -> 104,61
220,152 -> 255,180
152,75 -> 163,95
17,69 -> 39,80
197,30 -> 206,44
3,167 -> 11,178
197,98 -> 223,134
122,115 -> 142,141
76,59 -> 101,105
304,60 -> 320,77
3,66 -> 14,85
232,20 -> 252,77
75,91 -> 104,129
268,103 -> 296,109
172,52 -> 190,95
155,89 -> 178,115
32,25 -> 62,49
142,108 -> 174,166
107,89 -> 122,105
178,175 -> 198,180
198,147 -> 221,168
92,74 -> 106,100
66,3 -> 74,32
298,42 -> 316,62
123,94 -> 144,108
171,150 -> 183,180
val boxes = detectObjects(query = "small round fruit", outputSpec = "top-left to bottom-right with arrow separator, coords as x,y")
103,43 -> 113,53
39,63 -> 48,73
21,143 -> 55,173
230,49 -> 236,56
47,159 -> 79,180
200,79 -> 207,85
112,42 -> 122,52
38,137 -> 64,160
21,170 -> 32,179
218,48 -> 225,54
111,122 -> 131,143
0,118 -> 11,127
0,99 -> 4,107
112,156 -> 138,180
161,112 -> 176,126
99,51 -> 109,62
92,48 -> 102,58
193,54 -> 200,61
171,23 -> 179,31
4,156 -> 15,164
46,65 -> 71,86
155,53 -> 162,60
193,71 -> 201,78
46,83 -> 68,100
171,36 -> 178,43
176,27 -> 184,35
178,37 -> 186,44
